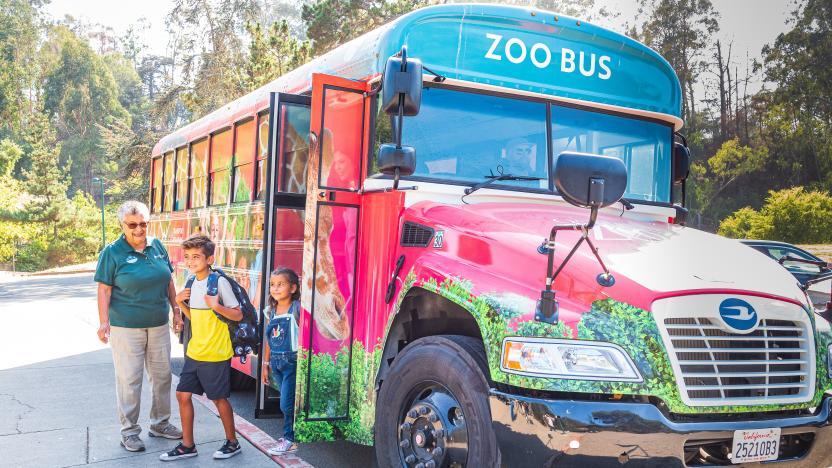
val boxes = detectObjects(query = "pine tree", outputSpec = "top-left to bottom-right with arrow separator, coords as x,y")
22,107 -> 70,241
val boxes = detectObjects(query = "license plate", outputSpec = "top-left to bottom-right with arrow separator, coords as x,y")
731,428 -> 781,464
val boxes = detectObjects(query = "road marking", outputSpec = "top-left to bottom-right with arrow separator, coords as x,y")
173,375 -> 314,467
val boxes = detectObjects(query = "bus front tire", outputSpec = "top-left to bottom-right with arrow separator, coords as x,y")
374,335 -> 500,468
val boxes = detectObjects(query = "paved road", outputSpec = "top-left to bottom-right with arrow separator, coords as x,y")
0,273 -> 375,468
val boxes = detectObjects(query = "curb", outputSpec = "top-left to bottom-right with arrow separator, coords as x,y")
28,269 -> 97,276
171,374 -> 313,467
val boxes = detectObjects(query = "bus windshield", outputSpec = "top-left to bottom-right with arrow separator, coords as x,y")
378,86 -> 673,203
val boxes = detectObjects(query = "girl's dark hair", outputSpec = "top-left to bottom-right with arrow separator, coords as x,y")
268,267 -> 301,310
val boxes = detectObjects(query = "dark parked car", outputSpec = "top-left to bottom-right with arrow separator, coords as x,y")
741,240 -> 831,286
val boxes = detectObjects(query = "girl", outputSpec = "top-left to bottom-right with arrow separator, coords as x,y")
262,267 -> 301,454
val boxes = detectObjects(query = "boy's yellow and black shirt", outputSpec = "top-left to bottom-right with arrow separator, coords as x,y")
94,235 -> 172,329
186,275 -> 239,362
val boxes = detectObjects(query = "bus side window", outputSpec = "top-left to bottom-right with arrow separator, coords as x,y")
190,138 -> 208,208
162,151 -> 174,212
151,156 -> 162,213
210,129 -> 233,205
174,146 -> 189,211
232,119 -> 256,203
255,111 -> 269,200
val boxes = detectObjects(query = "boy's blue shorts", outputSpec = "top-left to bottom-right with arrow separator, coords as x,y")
177,357 -> 231,400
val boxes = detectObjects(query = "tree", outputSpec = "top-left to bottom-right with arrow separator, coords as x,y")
165,0 -> 260,118
41,26 -> 131,194
302,0 -> 431,55
761,0 -> 832,187
0,0 -> 41,136
22,107 -> 70,243
691,138 -> 768,225
634,0 -> 719,133
719,187 -> 832,244
0,138 -> 21,177
245,19 -> 312,91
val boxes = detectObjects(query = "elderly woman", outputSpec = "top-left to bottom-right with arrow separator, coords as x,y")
94,201 -> 184,452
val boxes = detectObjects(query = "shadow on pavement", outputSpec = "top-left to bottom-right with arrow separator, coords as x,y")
0,273 -> 96,302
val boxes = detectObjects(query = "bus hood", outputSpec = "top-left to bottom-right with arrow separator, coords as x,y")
408,201 -> 808,309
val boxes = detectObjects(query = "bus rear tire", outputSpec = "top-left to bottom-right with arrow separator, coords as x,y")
374,335 -> 500,468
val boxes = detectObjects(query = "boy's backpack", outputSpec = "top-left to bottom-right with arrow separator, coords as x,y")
183,268 -> 260,363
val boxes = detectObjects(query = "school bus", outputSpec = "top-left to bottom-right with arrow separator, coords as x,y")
149,4 -> 832,466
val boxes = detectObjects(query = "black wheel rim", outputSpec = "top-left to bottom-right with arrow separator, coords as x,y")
397,381 -> 468,468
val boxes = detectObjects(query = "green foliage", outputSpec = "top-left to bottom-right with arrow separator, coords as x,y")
165,0 -> 259,118
42,25 -> 131,193
716,206 -> 758,239
294,341 -> 382,445
244,20 -> 312,91
634,0 -> 719,127
718,187 -> 832,243
302,0 -> 431,55
691,139 -> 769,221
0,138 -> 22,177
0,0 -> 40,135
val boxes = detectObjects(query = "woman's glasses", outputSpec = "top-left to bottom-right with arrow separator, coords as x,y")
123,222 -> 148,229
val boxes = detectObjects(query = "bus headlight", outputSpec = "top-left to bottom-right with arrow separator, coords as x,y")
501,338 -> 642,382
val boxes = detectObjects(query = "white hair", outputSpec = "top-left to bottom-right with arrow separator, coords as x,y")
117,200 -> 150,222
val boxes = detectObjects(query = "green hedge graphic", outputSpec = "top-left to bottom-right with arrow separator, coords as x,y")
294,269 -> 832,445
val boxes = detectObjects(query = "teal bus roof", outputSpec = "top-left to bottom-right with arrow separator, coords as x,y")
154,4 -> 682,156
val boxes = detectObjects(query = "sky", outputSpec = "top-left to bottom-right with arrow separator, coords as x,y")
45,0 -> 795,97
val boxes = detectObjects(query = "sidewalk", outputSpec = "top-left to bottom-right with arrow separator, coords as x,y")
0,345 -> 278,468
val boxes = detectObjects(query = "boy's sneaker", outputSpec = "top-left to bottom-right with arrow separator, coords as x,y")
149,423 -> 183,440
267,438 -> 297,455
120,434 -> 146,452
159,443 -> 198,461
213,439 -> 241,459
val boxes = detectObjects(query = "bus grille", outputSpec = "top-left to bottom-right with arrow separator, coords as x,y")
661,316 -> 813,405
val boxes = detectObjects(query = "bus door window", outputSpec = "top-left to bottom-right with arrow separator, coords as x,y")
304,83 -> 364,421
256,94 -> 310,417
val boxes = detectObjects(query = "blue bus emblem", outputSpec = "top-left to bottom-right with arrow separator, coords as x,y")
719,298 -> 758,332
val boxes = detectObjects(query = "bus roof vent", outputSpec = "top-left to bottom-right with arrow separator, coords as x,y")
401,222 -> 434,247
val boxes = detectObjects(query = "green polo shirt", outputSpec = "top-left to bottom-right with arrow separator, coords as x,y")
94,235 -> 173,328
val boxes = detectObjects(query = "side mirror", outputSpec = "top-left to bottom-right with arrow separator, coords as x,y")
673,142 -> 690,184
537,152 -> 627,324
377,47 -> 421,189
554,152 -> 628,210
381,50 -> 422,116
377,144 -> 415,177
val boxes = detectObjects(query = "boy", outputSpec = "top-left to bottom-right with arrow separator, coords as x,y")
161,235 -> 243,461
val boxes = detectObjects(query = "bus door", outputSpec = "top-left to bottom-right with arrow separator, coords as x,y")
256,92 -> 311,417
298,74 -> 368,424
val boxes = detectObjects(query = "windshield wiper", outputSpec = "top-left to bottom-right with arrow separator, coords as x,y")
463,167 -> 542,196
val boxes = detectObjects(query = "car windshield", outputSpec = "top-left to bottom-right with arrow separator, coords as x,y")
373,86 -> 674,203
759,246 -> 822,274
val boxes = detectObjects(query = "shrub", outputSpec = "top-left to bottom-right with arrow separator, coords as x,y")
719,187 -> 832,243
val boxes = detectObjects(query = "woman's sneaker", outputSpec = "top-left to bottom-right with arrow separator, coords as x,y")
213,439 -> 241,459
159,443 -> 197,461
149,423 -> 183,440
267,438 -> 297,455
120,434 -> 145,452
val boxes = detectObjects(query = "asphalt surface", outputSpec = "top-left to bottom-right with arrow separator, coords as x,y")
0,272 -> 375,468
